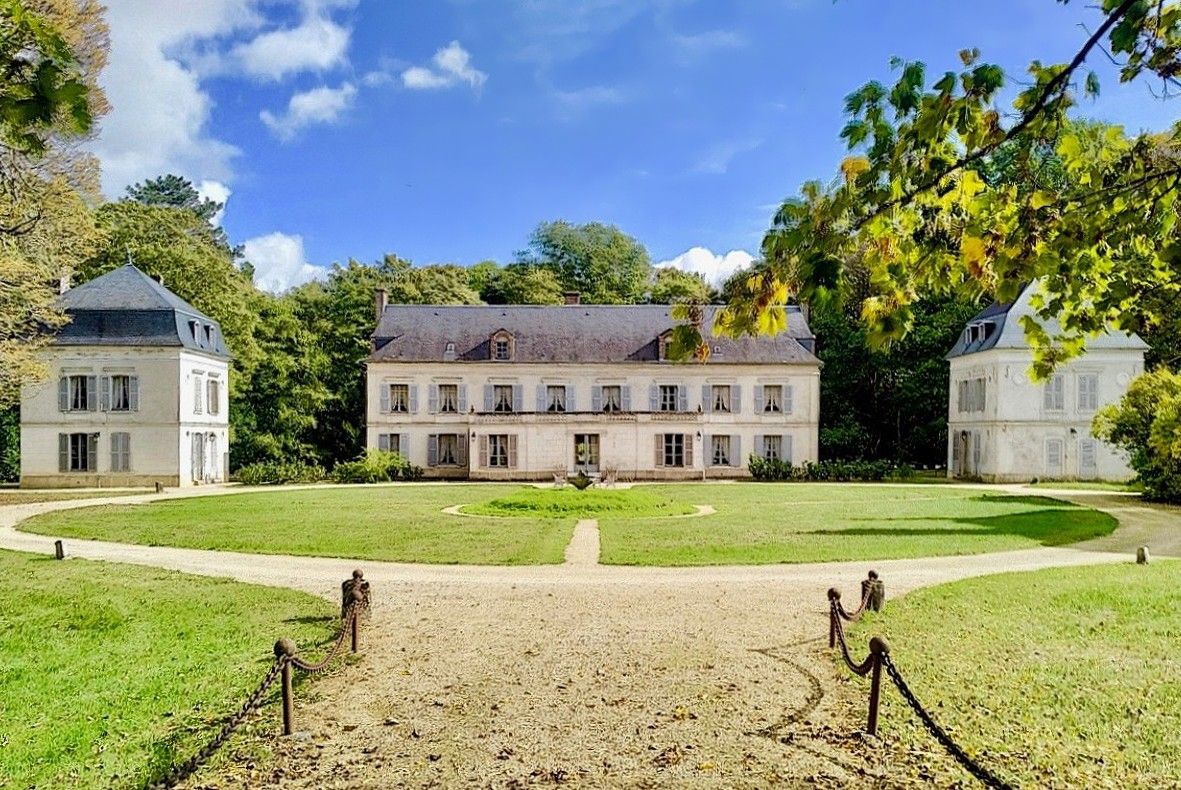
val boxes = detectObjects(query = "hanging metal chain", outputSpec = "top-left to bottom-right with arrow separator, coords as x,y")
290,604 -> 357,674
831,605 -> 876,675
149,657 -> 287,790
881,654 -> 1016,790
836,587 -> 873,622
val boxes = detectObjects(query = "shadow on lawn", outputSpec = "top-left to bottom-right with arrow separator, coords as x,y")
805,508 -> 1117,547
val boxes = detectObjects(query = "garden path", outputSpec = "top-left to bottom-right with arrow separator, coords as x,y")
0,484 -> 1171,787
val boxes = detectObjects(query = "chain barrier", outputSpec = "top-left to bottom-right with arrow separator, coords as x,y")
150,570 -> 370,788
882,654 -> 1015,790
826,571 -> 1015,789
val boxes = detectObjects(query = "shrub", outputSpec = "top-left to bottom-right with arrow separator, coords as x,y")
235,461 -> 326,485
1094,369 -> 1181,503
748,456 -> 915,482
331,450 -> 411,484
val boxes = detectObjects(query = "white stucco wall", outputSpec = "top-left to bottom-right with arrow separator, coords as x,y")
366,361 -> 821,480
947,348 -> 1143,482
20,347 -> 229,488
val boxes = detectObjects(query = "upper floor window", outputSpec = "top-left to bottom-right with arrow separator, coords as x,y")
1043,374 -> 1065,411
438,384 -> 459,413
62,375 -> 93,412
207,377 -> 221,416
957,378 -> 986,413
763,385 -> 783,413
711,385 -> 732,413
493,384 -> 514,413
193,376 -> 203,415
602,385 -> 622,413
546,385 -> 567,413
1077,373 -> 1099,412
659,384 -> 679,412
389,383 -> 409,413
491,331 -> 513,361
109,375 -> 132,412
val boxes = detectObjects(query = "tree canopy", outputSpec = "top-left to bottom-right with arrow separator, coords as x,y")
518,220 -> 652,304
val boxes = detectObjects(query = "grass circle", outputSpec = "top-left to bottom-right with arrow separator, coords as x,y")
462,488 -> 697,519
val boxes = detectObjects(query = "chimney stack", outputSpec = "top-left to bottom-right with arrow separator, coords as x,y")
562,291 -> 581,305
375,287 -> 388,322
58,271 -> 71,294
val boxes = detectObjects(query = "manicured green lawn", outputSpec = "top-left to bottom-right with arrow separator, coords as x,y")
0,550 -> 334,789
1029,480 -> 1141,492
597,484 -> 1117,565
462,487 -> 696,518
0,490 -> 149,505
21,485 -> 575,565
845,562 -> 1181,787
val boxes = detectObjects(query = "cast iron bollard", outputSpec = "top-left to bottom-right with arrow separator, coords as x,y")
866,635 -> 890,736
155,482 -> 165,493
1137,546 -> 1150,564
862,570 -> 885,611
274,638 -> 297,736
341,568 -> 370,619
54,540 -> 64,560
350,588 -> 363,653
827,587 -> 841,647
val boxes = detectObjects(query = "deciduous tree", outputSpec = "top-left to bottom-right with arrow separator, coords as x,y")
518,220 -> 651,304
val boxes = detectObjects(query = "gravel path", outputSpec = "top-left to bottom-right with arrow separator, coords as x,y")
0,484 -> 1171,788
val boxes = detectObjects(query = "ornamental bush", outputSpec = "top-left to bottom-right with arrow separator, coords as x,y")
331,449 -> 417,484
748,456 -> 914,482
1094,369 -> 1181,503
235,461 -> 326,485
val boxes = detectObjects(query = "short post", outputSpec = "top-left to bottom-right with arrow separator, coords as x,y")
53,540 -> 64,560
866,570 -> 885,612
1137,546 -> 1150,565
274,638 -> 297,736
350,588 -> 363,653
342,568 -> 366,620
827,588 -> 840,648
154,481 -> 164,494
866,635 -> 890,736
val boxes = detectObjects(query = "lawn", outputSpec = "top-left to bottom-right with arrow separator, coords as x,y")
0,549 -> 334,789
462,487 -> 696,518
597,484 -> 1117,565
843,562 -> 1181,787
1029,480 -> 1141,492
20,485 -> 575,565
0,489 -> 150,505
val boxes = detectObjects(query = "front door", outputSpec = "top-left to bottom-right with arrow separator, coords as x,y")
191,433 -> 206,483
574,434 -> 600,473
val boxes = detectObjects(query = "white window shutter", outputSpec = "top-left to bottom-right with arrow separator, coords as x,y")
783,434 -> 793,464
508,435 -> 519,468
536,385 -> 546,412
512,385 -> 523,413
193,378 -> 203,415
701,385 -> 711,413
566,386 -> 575,412
621,386 -> 631,411
483,385 -> 494,412
58,377 -> 69,411
649,385 -> 659,411
58,433 -> 68,472
427,434 -> 438,467
409,385 -> 419,413
378,434 -> 390,451
428,385 -> 439,414
86,376 -> 98,411
458,385 -> 467,413
398,434 -> 409,456
99,376 -> 110,412
592,386 -> 602,412
129,376 -> 140,411
733,435 -> 742,466
754,385 -> 764,413
684,433 -> 693,466
677,385 -> 687,412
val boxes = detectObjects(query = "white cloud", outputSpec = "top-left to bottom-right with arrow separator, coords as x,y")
670,29 -> 745,53
197,180 -> 232,224
229,14 -> 351,81
242,232 -> 326,293
90,0 -> 260,195
657,247 -> 755,287
260,82 -> 357,141
692,138 -> 764,175
401,41 -> 487,91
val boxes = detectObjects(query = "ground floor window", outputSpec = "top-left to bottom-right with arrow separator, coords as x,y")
487,434 -> 513,468
1045,437 -> 1064,476
379,433 -> 402,454
762,435 -> 782,461
110,432 -> 131,472
59,432 -> 96,472
574,434 -> 600,470
660,433 -> 686,467
711,435 -> 732,466
438,433 -> 460,465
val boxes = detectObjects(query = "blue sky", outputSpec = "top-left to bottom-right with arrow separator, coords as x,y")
93,1 -> 1176,292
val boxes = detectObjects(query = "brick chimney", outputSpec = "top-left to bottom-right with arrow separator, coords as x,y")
562,291 -> 580,305
375,287 -> 388,322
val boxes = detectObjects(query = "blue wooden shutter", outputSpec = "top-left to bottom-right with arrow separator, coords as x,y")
409,385 -> 419,413
428,385 -> 439,414
591,386 -> 602,412
512,385 -> 523,413
86,376 -> 98,411
483,385 -> 494,411
648,385 -> 659,411
565,386 -> 575,412
621,386 -> 631,411
379,384 -> 390,413
783,434 -> 793,464
732,385 -> 741,414
427,434 -> 438,467
399,434 -> 409,456
754,434 -> 764,459
129,376 -> 140,411
458,385 -> 467,413
702,385 -> 711,413
86,434 -> 98,471
733,435 -> 741,466
536,385 -> 546,413
99,376 -> 110,411
378,434 -> 390,451
754,385 -> 764,413
677,385 -> 687,412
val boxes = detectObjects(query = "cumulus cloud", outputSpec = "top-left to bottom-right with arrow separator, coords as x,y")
197,180 -> 232,224
402,41 -> 487,91
260,82 -> 357,141
657,247 -> 755,288
229,14 -> 351,80
242,232 -> 326,293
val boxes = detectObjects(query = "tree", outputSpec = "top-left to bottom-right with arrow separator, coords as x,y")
518,220 -> 651,304
125,174 -> 222,224
715,2 -> 1181,377
648,267 -> 715,304
471,261 -> 564,304
1095,369 -> 1181,502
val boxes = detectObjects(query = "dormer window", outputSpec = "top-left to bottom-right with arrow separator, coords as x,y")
658,330 -> 673,361
204,325 -> 214,346
189,320 -> 199,341
491,331 -> 513,361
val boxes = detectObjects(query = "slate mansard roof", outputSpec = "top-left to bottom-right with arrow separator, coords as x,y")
53,264 -> 231,358
946,281 -> 1148,360
369,304 -> 819,365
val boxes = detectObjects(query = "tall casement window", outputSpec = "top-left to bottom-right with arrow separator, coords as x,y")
546,385 -> 567,413
656,433 -> 690,467
108,375 -> 133,412
711,385 -> 732,413
428,433 -> 466,467
659,384 -> 679,412
494,385 -> 514,413
762,385 -> 784,413
1077,373 -> 1099,412
956,378 -> 986,413
483,434 -> 516,468
389,383 -> 409,413
1043,374 -> 1065,411
438,384 -> 459,413
207,377 -> 221,416
59,432 -> 97,472
378,433 -> 403,454
710,435 -> 732,466
193,376 -> 204,415
59,374 -> 96,412
762,435 -> 783,461
601,385 -> 622,413
110,432 -> 131,472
